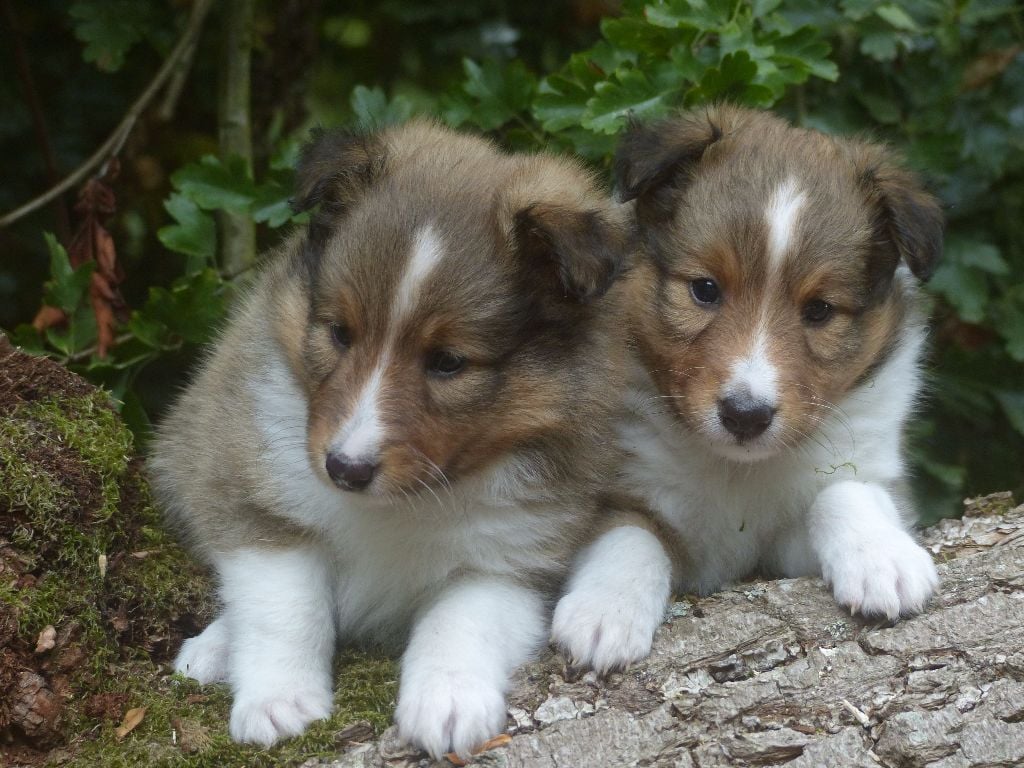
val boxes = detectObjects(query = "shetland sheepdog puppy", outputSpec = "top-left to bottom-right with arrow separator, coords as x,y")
552,105 -> 943,674
149,121 -> 631,758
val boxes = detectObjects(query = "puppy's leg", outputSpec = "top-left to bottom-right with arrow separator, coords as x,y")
551,522 -> 672,674
175,614 -> 229,684
219,547 -> 336,746
809,481 -> 938,619
395,577 -> 545,760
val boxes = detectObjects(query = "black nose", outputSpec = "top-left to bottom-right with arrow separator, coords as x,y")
325,452 -> 378,491
718,395 -> 775,441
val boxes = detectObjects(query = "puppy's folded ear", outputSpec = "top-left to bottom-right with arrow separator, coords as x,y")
614,106 -> 733,219
853,143 -> 944,282
514,203 -> 629,302
502,155 -> 631,303
291,128 -> 386,215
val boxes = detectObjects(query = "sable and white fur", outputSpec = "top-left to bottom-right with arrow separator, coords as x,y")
149,121 -> 630,758
553,106 -> 943,674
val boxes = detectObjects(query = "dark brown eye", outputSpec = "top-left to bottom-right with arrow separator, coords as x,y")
329,322 -> 352,349
802,299 -> 833,325
690,278 -> 721,306
427,350 -> 466,377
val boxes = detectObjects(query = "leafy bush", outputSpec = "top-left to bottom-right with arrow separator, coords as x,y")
2,0 -> 1022,519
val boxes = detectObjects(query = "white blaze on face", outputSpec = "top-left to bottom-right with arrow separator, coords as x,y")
395,226 -> 444,323
329,225 -> 445,462
764,177 -> 807,273
715,177 -> 805,419
725,328 -> 778,405
336,363 -> 385,460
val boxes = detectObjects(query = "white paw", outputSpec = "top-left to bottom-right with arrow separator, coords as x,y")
229,683 -> 333,746
395,670 -> 506,760
824,530 -> 938,619
551,584 -> 663,675
174,617 -> 229,684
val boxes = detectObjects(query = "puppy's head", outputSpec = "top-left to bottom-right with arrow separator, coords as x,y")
617,105 -> 942,462
281,121 -> 628,498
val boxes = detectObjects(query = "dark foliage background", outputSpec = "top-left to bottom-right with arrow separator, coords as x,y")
1,0 -> 1022,521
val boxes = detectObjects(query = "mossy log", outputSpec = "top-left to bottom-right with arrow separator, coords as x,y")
2,336 -> 1022,767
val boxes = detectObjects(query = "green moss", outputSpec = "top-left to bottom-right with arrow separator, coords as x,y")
62,649 -> 398,768
1,356 -> 399,766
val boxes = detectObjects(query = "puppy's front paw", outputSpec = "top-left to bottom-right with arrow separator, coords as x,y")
824,531 -> 938,619
551,584 -> 663,675
228,682 -> 333,746
395,671 -> 506,760
174,618 -> 229,684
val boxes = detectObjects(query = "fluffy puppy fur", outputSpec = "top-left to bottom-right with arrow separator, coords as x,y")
148,120 -> 630,758
552,105 -> 943,674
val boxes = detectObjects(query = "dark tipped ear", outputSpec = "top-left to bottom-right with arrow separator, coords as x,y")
858,151 -> 944,282
514,204 -> 630,302
291,128 -> 386,214
614,109 -> 725,210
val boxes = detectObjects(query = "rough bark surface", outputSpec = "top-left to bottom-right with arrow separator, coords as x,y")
311,496 -> 1024,768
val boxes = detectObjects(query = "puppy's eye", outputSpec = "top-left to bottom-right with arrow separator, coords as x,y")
426,350 -> 466,377
690,278 -> 721,306
329,322 -> 352,349
802,299 -> 833,325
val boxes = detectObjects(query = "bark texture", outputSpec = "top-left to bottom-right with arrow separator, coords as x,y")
312,495 -> 1024,768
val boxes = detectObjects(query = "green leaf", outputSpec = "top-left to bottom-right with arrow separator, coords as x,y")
170,155 -> 258,212
645,0 -> 733,30
927,262 -> 989,323
860,31 -> 899,61
136,270 -> 227,346
770,26 -> 839,82
584,67 -> 678,134
349,85 -> 419,129
601,16 -> 678,53
250,177 -> 297,228
875,4 -> 918,32
69,0 -> 161,72
158,193 -> 216,273
994,390 -> 1024,437
856,91 -> 902,124
42,232 -> 94,313
534,47 -> 631,132
46,303 -> 96,357
991,291 -> 1024,362
449,58 -> 536,131
694,51 -> 768,104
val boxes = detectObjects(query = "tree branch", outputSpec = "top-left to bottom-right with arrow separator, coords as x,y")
0,0 -> 215,230
217,0 -> 256,276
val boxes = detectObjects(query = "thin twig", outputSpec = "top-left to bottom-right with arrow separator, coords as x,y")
157,29 -> 201,121
0,0 -> 215,229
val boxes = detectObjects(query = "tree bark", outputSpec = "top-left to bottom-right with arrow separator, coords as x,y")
314,496 -> 1024,767
217,0 -> 256,276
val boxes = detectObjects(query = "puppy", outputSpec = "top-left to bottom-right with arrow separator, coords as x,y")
148,120 -> 630,758
552,105 -> 942,674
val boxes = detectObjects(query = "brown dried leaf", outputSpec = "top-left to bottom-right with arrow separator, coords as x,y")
114,706 -> 146,740
445,733 -> 513,764
32,304 -> 66,332
66,177 -> 126,358
962,46 -> 1022,91
34,625 -> 56,654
